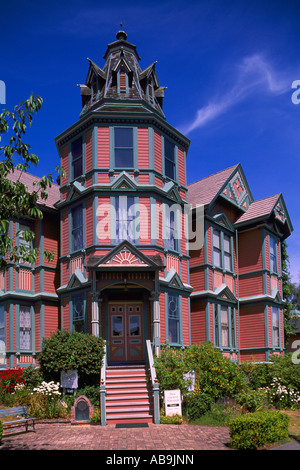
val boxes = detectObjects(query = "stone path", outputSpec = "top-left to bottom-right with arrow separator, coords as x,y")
0,422 -> 231,451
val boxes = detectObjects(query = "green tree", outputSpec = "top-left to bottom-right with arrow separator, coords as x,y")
281,241 -> 296,344
0,93 -> 64,268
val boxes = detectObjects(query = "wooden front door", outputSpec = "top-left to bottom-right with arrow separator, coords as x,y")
109,302 -> 144,363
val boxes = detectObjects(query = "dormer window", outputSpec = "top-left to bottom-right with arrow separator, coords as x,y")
118,71 -> 127,93
92,78 -> 97,100
148,81 -> 154,103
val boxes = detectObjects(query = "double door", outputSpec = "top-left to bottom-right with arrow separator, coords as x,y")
109,302 -> 144,363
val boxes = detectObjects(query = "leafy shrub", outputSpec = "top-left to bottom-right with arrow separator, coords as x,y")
229,410 -> 290,449
154,346 -> 188,398
270,353 -> 300,391
184,343 -> 246,399
238,361 -> 273,390
77,385 -> 100,407
38,330 -> 105,388
22,365 -> 43,389
0,420 -> 3,442
235,389 -> 268,413
184,391 -> 214,420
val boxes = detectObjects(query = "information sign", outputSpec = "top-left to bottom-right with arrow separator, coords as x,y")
164,389 -> 182,417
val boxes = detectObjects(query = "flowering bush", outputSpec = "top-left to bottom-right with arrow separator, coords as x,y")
29,381 -> 63,419
263,377 -> 300,410
0,368 -> 25,393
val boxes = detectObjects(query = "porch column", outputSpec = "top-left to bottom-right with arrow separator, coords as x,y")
152,291 -> 160,357
92,292 -> 100,337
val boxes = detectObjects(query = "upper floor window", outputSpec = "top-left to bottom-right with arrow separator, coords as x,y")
168,294 -> 180,344
72,206 -> 83,252
19,306 -> 31,351
165,207 -> 178,252
269,235 -> 278,273
114,127 -> 133,168
272,306 -> 280,347
18,224 -> 31,265
164,138 -> 175,180
72,294 -> 85,332
119,71 -> 127,93
212,229 -> 232,271
116,196 -> 135,244
71,137 -> 83,179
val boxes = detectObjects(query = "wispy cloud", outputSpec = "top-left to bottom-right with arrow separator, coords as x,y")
180,54 -> 290,135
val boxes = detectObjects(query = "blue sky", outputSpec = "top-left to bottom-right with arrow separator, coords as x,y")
1,0 -> 300,282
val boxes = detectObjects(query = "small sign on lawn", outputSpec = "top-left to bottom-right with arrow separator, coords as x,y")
164,389 -> 182,417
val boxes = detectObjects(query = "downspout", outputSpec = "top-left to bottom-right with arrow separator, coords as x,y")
236,229 -> 240,363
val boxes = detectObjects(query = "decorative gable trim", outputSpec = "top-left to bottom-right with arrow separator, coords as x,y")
218,164 -> 253,211
212,211 -> 234,231
214,283 -> 237,303
111,172 -> 137,190
159,267 -> 193,292
66,181 -> 85,202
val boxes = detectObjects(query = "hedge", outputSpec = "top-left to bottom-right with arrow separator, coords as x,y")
229,410 -> 290,449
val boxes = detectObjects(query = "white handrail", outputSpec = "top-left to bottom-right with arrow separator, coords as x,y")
100,343 -> 106,386
146,339 -> 157,385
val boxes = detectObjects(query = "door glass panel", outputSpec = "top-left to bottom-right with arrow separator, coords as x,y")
129,315 -> 140,336
112,315 -> 123,337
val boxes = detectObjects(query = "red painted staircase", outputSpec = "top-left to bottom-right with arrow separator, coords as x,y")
105,365 -> 154,424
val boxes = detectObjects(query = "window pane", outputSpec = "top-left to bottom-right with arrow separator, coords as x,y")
221,306 -> 229,347
115,128 -> 133,148
73,158 -> 83,179
213,248 -> 221,267
224,252 -> 231,270
72,138 -> 83,159
213,230 -> 220,248
112,316 -> 123,336
224,235 -> 230,253
165,159 -> 175,179
19,306 -> 31,350
165,139 -> 175,162
72,206 -> 83,251
73,295 -> 84,332
129,316 -> 140,336
115,149 -> 133,167
168,295 -> 179,343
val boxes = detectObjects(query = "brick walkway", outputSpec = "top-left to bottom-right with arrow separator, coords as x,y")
0,422 -> 231,451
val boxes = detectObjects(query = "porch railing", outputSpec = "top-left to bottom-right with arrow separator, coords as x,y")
100,343 -> 107,426
146,339 -> 160,424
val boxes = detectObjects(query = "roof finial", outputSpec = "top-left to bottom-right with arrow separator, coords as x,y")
116,21 -> 127,41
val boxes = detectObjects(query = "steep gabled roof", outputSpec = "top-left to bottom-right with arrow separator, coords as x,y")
5,169 -> 60,210
187,164 -> 239,208
235,194 -> 280,224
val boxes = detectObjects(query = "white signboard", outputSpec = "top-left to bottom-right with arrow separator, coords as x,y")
60,370 -> 78,390
164,389 -> 182,417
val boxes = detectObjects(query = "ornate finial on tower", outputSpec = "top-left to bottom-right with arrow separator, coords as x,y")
116,21 -> 127,41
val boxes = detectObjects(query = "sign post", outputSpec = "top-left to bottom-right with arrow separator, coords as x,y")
164,389 -> 182,417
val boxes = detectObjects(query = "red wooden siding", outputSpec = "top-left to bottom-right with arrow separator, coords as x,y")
85,198 -> 94,247
239,305 -> 265,349
98,197 -> 111,244
177,147 -> 185,187
190,300 -> 206,344
238,229 -> 263,274
98,126 -> 110,168
61,144 -> 69,186
85,128 -> 93,173
18,269 -> 32,290
239,273 -> 264,297
138,127 -> 149,168
44,213 -> 60,269
44,304 -> 59,338
61,209 -> 69,257
159,292 -> 166,343
139,197 -> 151,244
154,130 -> 162,174
182,296 -> 190,345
